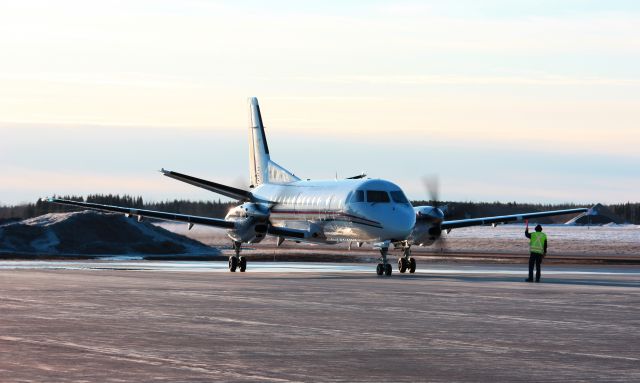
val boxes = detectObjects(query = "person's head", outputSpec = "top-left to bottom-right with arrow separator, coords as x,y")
535,224 -> 543,232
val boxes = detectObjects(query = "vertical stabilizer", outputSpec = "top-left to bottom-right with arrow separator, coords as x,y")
249,97 -> 270,187
248,97 -> 299,187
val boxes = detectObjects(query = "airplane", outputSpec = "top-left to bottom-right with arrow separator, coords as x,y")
46,97 -> 588,276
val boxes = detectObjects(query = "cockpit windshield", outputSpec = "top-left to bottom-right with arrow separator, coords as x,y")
352,190 -> 365,203
351,189 -> 407,204
366,190 -> 390,203
390,190 -> 409,204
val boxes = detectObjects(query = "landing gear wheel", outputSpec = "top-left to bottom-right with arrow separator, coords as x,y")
376,263 -> 384,276
398,258 -> 407,273
409,257 -> 416,274
228,255 -> 238,272
384,263 -> 392,276
239,256 -> 247,272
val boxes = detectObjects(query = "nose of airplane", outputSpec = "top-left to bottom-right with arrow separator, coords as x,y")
386,205 -> 416,239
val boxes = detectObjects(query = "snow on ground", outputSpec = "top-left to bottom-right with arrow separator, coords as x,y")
154,222 -> 231,246
155,222 -> 640,256
21,212 -> 78,227
444,224 -> 640,256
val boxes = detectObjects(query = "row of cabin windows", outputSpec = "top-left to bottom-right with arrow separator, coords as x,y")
272,190 -> 409,208
273,195 -> 342,209
352,190 -> 409,204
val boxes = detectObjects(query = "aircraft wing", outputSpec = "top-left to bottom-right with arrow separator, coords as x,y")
44,197 -> 307,239
441,208 -> 588,230
46,197 -> 236,228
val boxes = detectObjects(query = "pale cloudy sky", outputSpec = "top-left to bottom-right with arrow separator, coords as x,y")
1,0 -> 639,204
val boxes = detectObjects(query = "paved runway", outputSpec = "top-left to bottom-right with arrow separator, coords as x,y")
1,261 -> 639,382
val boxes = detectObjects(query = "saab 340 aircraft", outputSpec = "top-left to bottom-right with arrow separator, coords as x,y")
48,98 -> 587,276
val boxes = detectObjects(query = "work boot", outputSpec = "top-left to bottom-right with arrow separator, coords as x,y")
525,278 -> 533,282
535,279 -> 540,283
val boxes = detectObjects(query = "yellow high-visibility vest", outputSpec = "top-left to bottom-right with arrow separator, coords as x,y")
530,232 -> 547,254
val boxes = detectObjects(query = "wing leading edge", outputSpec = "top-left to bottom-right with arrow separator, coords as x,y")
441,208 -> 588,230
45,198 -> 307,240
46,197 -> 235,228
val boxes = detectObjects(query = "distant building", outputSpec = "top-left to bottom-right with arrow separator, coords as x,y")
565,203 -> 625,225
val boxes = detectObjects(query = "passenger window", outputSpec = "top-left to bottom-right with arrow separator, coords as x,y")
390,190 -> 409,204
367,190 -> 390,203
352,190 -> 365,203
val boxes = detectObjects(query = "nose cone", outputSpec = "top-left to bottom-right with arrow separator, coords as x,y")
386,204 -> 416,240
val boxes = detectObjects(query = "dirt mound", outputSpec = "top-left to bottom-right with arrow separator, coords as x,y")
0,211 -> 217,255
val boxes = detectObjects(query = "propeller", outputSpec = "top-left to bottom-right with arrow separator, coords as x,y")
422,175 -> 440,209
422,175 -> 448,253
434,227 -> 448,253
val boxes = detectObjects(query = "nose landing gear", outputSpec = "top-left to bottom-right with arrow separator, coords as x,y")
398,247 -> 416,274
376,247 -> 393,276
229,241 -> 247,272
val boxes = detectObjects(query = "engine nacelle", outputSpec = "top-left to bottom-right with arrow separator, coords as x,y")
226,202 -> 270,220
225,203 -> 270,243
411,205 -> 444,246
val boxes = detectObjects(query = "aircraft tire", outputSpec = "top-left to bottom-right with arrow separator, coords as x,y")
239,256 -> 247,272
376,264 -> 384,276
409,258 -> 416,273
229,256 -> 238,272
384,263 -> 392,276
398,258 -> 407,273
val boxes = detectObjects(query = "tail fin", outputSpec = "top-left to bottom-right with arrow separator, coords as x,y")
248,97 -> 299,187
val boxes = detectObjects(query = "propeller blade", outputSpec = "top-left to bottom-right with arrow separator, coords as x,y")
434,230 -> 448,253
422,175 -> 440,208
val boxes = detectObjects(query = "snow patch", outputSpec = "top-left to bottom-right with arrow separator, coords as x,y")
21,212 -> 78,227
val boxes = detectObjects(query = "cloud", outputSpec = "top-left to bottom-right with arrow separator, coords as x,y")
291,74 -> 640,86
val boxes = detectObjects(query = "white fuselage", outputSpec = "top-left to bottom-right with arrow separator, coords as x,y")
247,178 -> 416,244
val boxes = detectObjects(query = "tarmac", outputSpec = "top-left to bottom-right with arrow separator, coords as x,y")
1,261 -> 639,382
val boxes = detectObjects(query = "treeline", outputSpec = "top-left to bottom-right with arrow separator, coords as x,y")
0,194 -> 235,223
608,202 -> 640,224
414,201 -> 586,223
413,200 -> 640,224
1,195 -> 639,224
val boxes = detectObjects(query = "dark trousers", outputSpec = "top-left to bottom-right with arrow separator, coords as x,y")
528,253 -> 543,281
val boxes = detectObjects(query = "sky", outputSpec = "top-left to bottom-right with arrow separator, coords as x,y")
1,0 -> 639,205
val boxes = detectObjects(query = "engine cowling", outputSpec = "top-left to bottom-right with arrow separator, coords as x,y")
225,203 -> 270,243
411,205 -> 444,246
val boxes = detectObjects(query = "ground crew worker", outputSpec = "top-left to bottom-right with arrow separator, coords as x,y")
525,223 -> 547,282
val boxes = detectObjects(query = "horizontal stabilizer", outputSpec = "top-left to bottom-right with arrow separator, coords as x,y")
161,169 -> 251,201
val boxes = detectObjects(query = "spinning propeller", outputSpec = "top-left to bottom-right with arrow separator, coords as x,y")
422,175 -> 448,252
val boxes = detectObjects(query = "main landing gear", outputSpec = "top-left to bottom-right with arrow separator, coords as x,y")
376,247 -> 393,276
228,241 -> 247,272
397,246 -> 416,274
